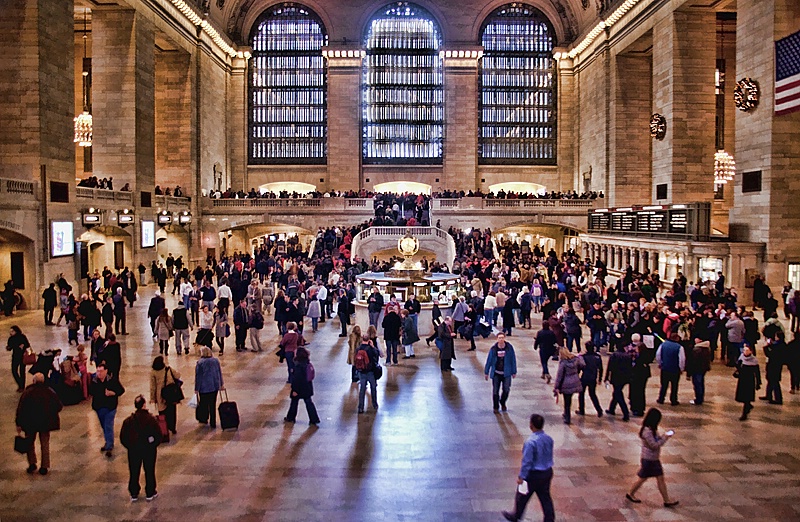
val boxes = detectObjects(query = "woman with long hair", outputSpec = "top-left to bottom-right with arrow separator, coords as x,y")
347,325 -> 362,383
150,355 -> 181,435
7,325 -> 31,391
553,346 -> 584,424
154,309 -> 173,355
626,408 -> 679,507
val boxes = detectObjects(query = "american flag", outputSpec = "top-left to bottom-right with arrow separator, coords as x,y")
775,30 -> 800,116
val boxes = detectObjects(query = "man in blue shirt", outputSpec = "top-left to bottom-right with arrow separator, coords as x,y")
503,414 -> 555,522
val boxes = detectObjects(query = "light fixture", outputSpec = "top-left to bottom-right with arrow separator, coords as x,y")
74,11 -> 92,147
714,150 -> 735,186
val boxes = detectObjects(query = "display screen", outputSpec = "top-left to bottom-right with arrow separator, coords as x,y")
51,221 -> 75,257
588,203 -> 709,240
141,220 -> 155,248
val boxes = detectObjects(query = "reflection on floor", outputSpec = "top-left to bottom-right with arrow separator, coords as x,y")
1,287 -> 799,521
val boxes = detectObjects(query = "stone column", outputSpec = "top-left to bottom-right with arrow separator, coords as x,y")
155,49 -> 193,193
228,54 -> 247,191
556,54 -> 576,191
610,53 -> 653,206
92,9 -> 156,193
651,8 -> 716,204
729,0 -> 800,287
325,50 -> 363,190
443,51 -> 480,191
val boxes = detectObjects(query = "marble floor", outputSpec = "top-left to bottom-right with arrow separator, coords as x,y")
1,287 -> 799,522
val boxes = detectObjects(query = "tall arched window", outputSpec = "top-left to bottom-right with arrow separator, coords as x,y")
363,2 -> 444,164
249,4 -> 327,164
480,4 -> 556,164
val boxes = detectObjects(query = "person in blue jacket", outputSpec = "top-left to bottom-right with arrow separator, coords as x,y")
484,333 -> 517,412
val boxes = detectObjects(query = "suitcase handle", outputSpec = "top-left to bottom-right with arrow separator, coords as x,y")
219,389 -> 229,403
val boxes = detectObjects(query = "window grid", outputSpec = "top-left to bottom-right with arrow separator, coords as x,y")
362,3 -> 444,165
480,5 -> 557,165
249,5 -> 328,165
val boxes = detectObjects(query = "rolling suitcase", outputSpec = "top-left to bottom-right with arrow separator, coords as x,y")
157,414 -> 170,443
218,390 -> 239,430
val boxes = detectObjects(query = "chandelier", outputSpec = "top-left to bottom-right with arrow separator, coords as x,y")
74,11 -> 92,147
714,150 -> 735,185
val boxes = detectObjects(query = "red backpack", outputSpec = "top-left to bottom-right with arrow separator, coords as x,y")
354,348 -> 371,371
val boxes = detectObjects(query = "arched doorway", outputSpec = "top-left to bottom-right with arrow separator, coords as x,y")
373,181 -> 431,194
78,226 -> 133,274
0,228 -> 36,309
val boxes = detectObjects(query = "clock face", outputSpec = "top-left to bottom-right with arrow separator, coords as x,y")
650,113 -> 666,140
399,236 -> 418,255
734,78 -> 759,112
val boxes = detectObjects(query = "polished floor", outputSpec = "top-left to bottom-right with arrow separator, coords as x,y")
1,287 -> 799,522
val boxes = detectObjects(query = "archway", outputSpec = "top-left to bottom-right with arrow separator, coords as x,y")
488,182 -> 546,195
373,181 -> 431,195
259,182 -> 317,195
0,228 -> 36,310
77,226 -> 133,274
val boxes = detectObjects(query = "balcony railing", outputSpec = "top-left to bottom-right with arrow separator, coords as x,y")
207,197 -> 372,210
432,197 -> 597,210
76,187 -> 133,204
154,195 -> 191,208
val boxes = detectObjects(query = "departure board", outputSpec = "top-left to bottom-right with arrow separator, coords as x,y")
587,203 -> 710,240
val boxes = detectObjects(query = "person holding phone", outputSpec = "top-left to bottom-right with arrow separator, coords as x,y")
626,408 -> 679,507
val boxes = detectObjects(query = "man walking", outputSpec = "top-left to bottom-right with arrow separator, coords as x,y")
15,373 -> 62,475
42,283 -> 57,326
502,414 -> 555,522
484,333 -> 517,412
656,332 -> 686,406
367,287 -> 384,327
604,343 -> 633,421
233,300 -> 250,352
171,301 -> 193,355
120,395 -> 161,502
89,362 -> 125,458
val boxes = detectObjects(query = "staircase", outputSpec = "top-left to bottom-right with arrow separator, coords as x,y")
350,226 -> 457,266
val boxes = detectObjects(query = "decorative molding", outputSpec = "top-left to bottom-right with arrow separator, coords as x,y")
650,113 -> 666,140
734,78 -> 759,112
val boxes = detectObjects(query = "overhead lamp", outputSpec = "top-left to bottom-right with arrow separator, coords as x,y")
158,210 -> 173,225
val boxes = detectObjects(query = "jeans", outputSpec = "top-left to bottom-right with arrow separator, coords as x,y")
358,371 -> 378,411
658,371 -> 680,404
44,307 -> 54,325
566,334 -> 580,352
175,329 -> 190,353
368,311 -> 380,327
562,393 -> 573,423
128,449 -> 157,498
691,373 -> 706,404
492,374 -> 512,410
591,328 -> 605,348
484,309 -> 493,326
95,407 -> 117,450
607,384 -> 630,419
311,317 -> 319,331
492,308 -> 501,325
410,313 -> 418,332
196,391 -> 218,427
539,350 -> 551,376
286,395 -> 320,424
385,339 -> 399,364
285,351 -> 295,383
182,295 -> 191,310
512,468 -> 555,522
578,382 -> 603,415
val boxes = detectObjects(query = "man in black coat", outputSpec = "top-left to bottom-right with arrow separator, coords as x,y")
42,284 -> 58,326
337,289 -> 350,337
16,373 -> 63,475
147,292 -> 166,338
120,395 -> 161,501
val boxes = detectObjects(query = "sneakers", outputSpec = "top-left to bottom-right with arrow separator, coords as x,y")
131,496 -> 139,502
146,493 -> 158,502
105,450 -> 113,458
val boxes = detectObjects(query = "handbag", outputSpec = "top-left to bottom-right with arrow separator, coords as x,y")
161,368 -> 185,404
14,435 -> 32,454
22,348 -> 37,366
373,364 -> 383,380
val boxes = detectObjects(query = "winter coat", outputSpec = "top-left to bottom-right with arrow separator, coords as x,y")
579,351 -> 603,385
150,366 -> 181,412
437,322 -> 455,360
306,299 -> 321,319
155,316 -> 173,341
735,354 -> 761,403
555,356 -> 584,395
484,342 -> 517,379
564,313 -> 582,337
290,361 -> 314,399
402,316 -> 420,345
15,382 -> 62,433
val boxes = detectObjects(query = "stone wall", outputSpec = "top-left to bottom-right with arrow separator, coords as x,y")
577,51 -> 609,194
155,50 -> 193,195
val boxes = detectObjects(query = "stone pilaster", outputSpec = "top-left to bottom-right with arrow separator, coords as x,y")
228,55 -> 247,191
610,53 -> 652,206
556,55 -> 576,192
92,9 -> 156,193
651,9 -> 716,204
730,0 -> 800,286
155,49 -> 193,195
325,51 -> 363,190
442,51 -> 480,191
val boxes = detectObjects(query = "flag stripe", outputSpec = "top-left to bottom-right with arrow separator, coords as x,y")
776,90 -> 800,107
776,76 -> 800,93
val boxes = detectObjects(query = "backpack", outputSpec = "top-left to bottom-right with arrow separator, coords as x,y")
306,362 -> 315,382
354,347 -> 371,372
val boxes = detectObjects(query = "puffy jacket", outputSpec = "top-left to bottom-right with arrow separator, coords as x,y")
555,356 -> 584,395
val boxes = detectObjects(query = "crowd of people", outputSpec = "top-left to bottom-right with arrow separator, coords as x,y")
9,231 -> 800,519
432,189 -> 604,200
154,185 -> 185,197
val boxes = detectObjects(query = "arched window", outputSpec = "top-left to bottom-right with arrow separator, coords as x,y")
480,4 -> 556,164
362,2 -> 444,164
249,4 -> 327,164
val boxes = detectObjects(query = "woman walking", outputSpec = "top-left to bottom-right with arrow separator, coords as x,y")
7,325 -> 31,391
735,345 -> 762,420
154,309 -> 173,356
196,305 -> 214,352
347,325 -> 362,383
213,305 -> 229,355
194,347 -> 223,429
279,321 -> 305,383
150,356 -> 180,435
553,346 -> 584,424
284,347 -> 320,426
626,408 -> 679,507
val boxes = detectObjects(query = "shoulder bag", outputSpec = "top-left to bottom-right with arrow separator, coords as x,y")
161,368 -> 185,404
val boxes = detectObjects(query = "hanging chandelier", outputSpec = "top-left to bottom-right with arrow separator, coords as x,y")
714,150 -> 735,185
74,11 -> 92,147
